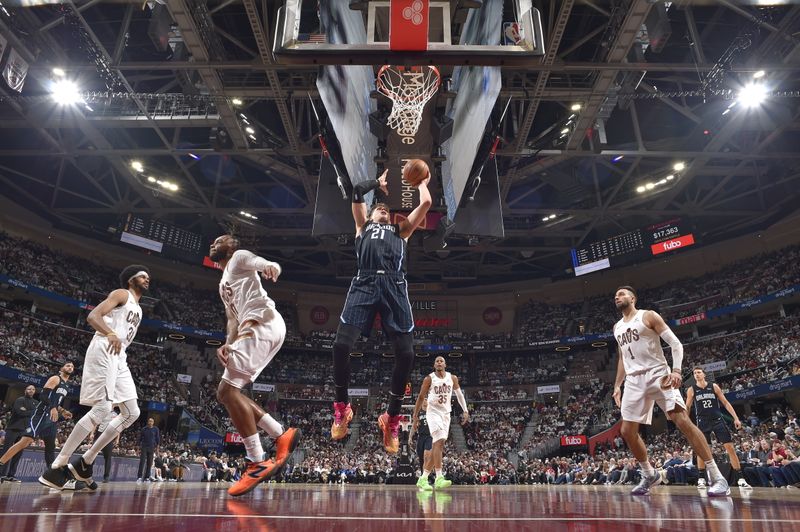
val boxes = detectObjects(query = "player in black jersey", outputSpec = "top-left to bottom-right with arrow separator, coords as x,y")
685,367 -> 750,488
331,167 -> 432,454
408,398 -> 434,489
0,363 -> 74,473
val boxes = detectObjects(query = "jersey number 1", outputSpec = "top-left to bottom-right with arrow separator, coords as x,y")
627,346 -> 635,360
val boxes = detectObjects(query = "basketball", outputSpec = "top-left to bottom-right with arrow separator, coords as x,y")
402,159 -> 430,187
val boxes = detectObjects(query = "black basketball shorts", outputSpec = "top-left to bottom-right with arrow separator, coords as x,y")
340,271 -> 414,336
699,418 -> 733,445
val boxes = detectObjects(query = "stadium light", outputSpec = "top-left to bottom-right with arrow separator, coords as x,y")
52,67 -> 66,77
245,127 -> 255,134
131,161 -> 144,173
673,162 -> 685,171
636,186 -> 646,193
753,70 -> 765,79
570,103 -> 582,111
51,79 -> 82,105
231,98 -> 243,105
737,83 -> 768,108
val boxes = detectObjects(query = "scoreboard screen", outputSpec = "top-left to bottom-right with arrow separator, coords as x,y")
120,214 -> 205,260
571,219 -> 696,276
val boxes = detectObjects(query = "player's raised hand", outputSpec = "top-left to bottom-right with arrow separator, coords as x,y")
416,172 -> 431,189
216,344 -> 231,367
261,262 -> 282,282
613,386 -> 622,408
378,169 -> 389,195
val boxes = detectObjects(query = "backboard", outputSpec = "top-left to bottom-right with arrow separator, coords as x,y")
274,0 -> 545,66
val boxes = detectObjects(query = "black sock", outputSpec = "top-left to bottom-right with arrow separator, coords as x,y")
334,385 -> 349,405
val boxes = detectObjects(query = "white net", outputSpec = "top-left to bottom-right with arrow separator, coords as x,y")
377,65 -> 441,137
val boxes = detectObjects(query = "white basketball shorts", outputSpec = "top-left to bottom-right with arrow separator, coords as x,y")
222,308 -> 286,389
427,409 -> 451,442
80,335 -> 137,406
621,365 -> 686,425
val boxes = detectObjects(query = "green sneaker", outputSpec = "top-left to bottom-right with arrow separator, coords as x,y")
417,475 -> 433,491
434,475 -> 452,490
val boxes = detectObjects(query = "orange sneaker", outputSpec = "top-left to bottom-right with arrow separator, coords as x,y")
227,457 -> 280,497
378,412 -> 401,454
331,402 -> 353,441
274,427 -> 301,464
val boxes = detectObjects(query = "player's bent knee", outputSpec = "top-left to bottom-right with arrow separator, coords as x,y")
87,402 -> 113,426
334,322 -> 361,351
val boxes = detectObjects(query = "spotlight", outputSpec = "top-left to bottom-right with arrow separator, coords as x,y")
673,162 -> 685,171
51,79 -> 82,105
612,155 -> 624,163
131,161 -> 144,173
248,134 -> 257,141
231,98 -> 243,105
245,127 -> 255,134
52,67 -> 66,77
645,182 -> 655,190
738,83 -> 768,108
570,103 -> 582,111
188,153 -> 200,160
542,216 -> 549,222
636,186 -> 646,193
560,128 -> 570,135
147,176 -> 156,183
753,70 -> 765,79
666,174 -> 674,181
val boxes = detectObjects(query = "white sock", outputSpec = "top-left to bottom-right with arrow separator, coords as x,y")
243,434 -> 264,462
641,462 -> 655,477
435,468 -> 443,476
705,459 -> 723,482
257,414 -> 284,439
421,470 -> 430,478
83,425 -> 121,464
52,416 -> 95,468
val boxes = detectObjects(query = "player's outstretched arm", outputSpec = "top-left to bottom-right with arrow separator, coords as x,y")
229,249 -> 282,282
352,170 -> 389,235
399,175 -> 432,239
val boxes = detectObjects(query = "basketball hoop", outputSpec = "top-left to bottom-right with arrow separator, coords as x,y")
376,65 -> 441,137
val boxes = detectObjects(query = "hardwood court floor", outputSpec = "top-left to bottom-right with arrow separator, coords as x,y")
1,482 -> 799,531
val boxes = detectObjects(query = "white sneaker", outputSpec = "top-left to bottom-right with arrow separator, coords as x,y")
136,478 -> 143,484
697,477 -> 707,489
707,477 -> 731,497
786,485 -> 798,490
738,478 -> 752,489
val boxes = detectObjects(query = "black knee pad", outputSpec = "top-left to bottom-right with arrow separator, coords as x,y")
334,322 -> 361,352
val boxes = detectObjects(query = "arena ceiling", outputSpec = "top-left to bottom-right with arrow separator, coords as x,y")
1,1 -> 799,285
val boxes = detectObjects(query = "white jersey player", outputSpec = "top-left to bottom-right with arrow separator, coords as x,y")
413,356 -> 468,490
612,286 -> 729,497
40,265 -> 150,491
208,234 -> 300,497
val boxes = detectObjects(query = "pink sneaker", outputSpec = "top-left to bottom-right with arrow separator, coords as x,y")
378,412 -> 402,454
331,402 -> 353,441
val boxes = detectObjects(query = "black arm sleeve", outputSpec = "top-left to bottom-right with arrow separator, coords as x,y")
352,179 -> 380,204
